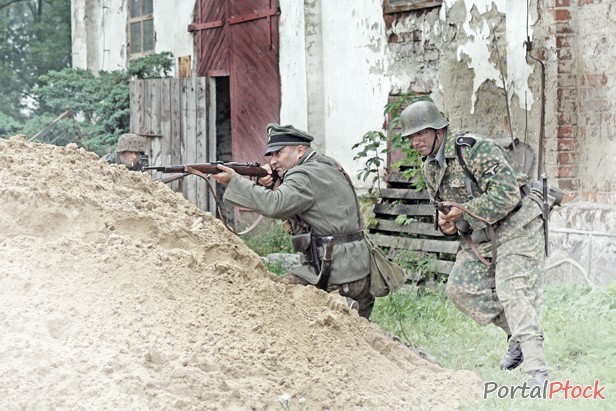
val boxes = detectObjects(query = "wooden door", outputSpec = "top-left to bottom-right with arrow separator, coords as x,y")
191,0 -> 281,164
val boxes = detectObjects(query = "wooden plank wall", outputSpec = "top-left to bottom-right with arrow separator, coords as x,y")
130,77 -> 209,211
369,171 -> 460,280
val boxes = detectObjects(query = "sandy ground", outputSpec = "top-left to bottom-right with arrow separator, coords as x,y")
0,137 -> 482,410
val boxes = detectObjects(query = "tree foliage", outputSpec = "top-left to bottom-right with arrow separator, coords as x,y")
0,0 -> 71,119
30,51 -> 174,154
0,1 -> 174,155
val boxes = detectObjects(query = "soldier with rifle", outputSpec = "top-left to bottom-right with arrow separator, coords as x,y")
102,133 -> 148,171
211,123 -> 375,319
398,99 -> 552,387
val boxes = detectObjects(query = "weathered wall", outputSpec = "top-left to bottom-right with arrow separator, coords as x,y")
548,0 -> 616,203
386,1 -> 542,176
540,0 -> 616,284
71,0 -> 194,75
71,0 -> 616,284
278,0 -> 390,172
378,1 -> 616,285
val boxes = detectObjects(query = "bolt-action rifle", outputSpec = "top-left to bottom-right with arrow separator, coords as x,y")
143,161 -> 269,178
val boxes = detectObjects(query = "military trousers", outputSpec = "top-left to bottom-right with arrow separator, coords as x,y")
445,217 -> 547,372
280,273 -> 375,319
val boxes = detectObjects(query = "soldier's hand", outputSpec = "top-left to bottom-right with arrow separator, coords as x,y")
438,215 -> 458,235
211,164 -> 236,186
439,205 -> 463,223
257,163 -> 277,187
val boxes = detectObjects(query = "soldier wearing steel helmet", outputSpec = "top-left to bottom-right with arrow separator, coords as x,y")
399,99 -> 548,386
102,133 -> 147,171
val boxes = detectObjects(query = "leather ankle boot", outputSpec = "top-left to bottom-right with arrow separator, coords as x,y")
500,337 -> 524,370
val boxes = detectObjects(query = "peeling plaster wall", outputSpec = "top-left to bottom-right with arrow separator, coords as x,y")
443,0 -> 535,115
71,0 -> 194,76
569,1 -> 616,201
383,0 -> 616,284
278,0 -> 390,174
385,0 -> 542,173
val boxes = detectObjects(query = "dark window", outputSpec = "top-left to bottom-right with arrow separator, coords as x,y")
129,0 -> 154,55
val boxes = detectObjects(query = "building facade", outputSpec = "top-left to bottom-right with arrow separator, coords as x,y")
71,0 -> 616,285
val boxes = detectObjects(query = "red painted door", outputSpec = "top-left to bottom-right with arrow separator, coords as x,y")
191,0 -> 281,163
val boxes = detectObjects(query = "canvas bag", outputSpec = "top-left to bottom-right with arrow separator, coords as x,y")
366,236 -> 406,297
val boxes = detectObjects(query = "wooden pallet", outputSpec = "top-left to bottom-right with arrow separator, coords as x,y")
367,171 -> 459,280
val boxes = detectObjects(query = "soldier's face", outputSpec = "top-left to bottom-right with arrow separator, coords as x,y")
118,151 -> 141,169
270,145 -> 304,177
408,128 -> 440,157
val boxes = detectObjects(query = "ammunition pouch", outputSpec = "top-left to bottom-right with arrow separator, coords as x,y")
470,226 -> 492,244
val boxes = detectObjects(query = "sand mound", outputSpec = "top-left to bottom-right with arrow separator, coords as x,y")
0,138 -> 481,410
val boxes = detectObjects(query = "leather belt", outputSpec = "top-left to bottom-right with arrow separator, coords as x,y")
314,231 -> 364,247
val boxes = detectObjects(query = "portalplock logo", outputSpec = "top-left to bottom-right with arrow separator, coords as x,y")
484,379 -> 606,400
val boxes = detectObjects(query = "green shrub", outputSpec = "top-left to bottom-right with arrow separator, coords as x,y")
243,219 -> 294,256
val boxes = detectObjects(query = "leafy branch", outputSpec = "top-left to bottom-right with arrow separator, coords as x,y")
353,93 -> 429,199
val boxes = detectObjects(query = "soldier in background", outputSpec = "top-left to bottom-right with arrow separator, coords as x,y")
102,133 -> 147,171
398,100 -> 549,386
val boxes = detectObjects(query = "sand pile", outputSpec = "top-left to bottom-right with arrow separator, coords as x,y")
0,137 -> 482,410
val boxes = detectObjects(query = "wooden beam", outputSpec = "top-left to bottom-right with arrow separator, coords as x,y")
369,233 -> 459,255
373,219 -> 442,237
373,203 -> 434,216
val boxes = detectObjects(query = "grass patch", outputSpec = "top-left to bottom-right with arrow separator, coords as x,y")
263,259 -> 286,276
243,225 -> 614,409
243,219 -> 294,256
372,281 -> 616,410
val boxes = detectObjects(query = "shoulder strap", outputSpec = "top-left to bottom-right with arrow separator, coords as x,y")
455,133 -> 479,199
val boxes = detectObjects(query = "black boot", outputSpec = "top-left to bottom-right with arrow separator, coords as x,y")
500,337 -> 524,371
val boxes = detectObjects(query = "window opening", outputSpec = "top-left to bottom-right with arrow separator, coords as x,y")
129,0 -> 154,55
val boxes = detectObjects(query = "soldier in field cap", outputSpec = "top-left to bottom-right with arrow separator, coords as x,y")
211,123 -> 376,319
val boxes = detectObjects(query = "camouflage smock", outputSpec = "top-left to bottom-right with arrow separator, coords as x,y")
223,149 -> 371,285
423,131 -> 542,253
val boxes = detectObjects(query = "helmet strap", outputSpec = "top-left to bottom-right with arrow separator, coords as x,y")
428,129 -> 440,156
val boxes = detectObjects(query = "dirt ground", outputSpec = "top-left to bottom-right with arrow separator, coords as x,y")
0,136 -> 482,410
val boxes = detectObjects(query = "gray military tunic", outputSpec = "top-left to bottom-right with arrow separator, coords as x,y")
223,149 -> 371,285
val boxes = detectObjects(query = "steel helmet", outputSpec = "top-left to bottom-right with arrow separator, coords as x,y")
115,133 -> 146,153
399,100 -> 449,137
